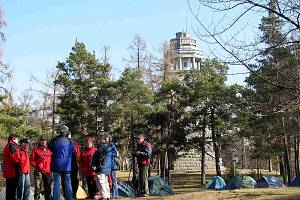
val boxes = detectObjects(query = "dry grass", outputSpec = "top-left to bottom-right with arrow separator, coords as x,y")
117,170 -> 300,200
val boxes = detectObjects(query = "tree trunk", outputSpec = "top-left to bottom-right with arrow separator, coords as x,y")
210,106 -> 221,176
201,140 -> 206,185
130,116 -> 137,185
158,154 -> 161,176
160,152 -> 166,179
165,150 -> 170,183
159,120 -> 165,179
294,135 -> 299,176
241,138 -> 245,169
268,159 -> 272,172
256,158 -> 260,179
282,117 -> 292,183
200,115 -> 207,185
287,135 -> 294,178
280,156 -> 287,185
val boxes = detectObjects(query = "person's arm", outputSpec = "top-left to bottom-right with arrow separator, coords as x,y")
48,138 -> 54,151
112,143 -> 117,158
139,143 -> 152,158
79,151 -> 83,168
74,143 -> 80,161
91,150 -> 99,170
9,144 -> 21,164
29,147 -> 36,168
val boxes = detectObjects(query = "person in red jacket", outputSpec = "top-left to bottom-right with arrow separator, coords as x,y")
2,134 -> 21,200
30,136 -> 52,200
133,134 -> 152,197
17,138 -> 31,200
80,137 -> 98,199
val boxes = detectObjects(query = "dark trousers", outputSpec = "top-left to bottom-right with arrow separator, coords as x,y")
85,175 -> 98,198
138,164 -> 149,195
71,171 -> 79,199
6,177 -> 19,200
33,171 -> 52,200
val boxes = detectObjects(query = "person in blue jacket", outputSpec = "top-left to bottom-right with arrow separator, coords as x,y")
109,135 -> 118,199
49,125 -> 74,200
91,132 -> 112,200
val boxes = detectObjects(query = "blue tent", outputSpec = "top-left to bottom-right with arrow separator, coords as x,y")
117,181 -> 136,197
256,176 -> 285,188
290,176 -> 300,187
226,175 -> 257,190
148,176 -> 175,196
205,176 -> 226,190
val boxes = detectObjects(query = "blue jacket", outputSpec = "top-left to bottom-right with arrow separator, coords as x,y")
49,133 -> 74,173
111,143 -> 118,170
92,142 -> 112,175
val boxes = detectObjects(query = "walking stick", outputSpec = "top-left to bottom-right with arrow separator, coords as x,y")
127,159 -> 132,183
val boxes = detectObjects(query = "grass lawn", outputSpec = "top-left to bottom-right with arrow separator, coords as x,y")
117,170 -> 300,200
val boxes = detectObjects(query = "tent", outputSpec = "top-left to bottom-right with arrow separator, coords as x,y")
255,176 -> 285,188
290,176 -> 300,187
148,176 -> 175,196
0,187 -> 44,200
226,175 -> 257,190
205,176 -> 226,190
76,186 -> 87,199
118,181 -> 136,197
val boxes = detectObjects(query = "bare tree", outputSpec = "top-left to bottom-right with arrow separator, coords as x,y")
0,7 -> 11,90
141,41 -> 176,91
125,34 -> 148,70
102,45 -> 110,64
188,0 -> 300,89
30,69 -> 62,133
125,34 -> 159,90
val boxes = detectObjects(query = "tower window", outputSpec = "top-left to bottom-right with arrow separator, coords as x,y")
183,62 -> 188,68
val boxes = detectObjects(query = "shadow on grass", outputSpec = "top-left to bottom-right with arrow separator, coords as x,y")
171,171 -> 206,193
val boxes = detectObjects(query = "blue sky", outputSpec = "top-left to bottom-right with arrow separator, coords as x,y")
2,0 -> 254,99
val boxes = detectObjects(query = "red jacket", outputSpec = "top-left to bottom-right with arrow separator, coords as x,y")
136,141 -> 152,166
2,140 -> 21,178
80,146 -> 97,176
19,146 -> 30,175
30,144 -> 52,174
74,142 -> 81,163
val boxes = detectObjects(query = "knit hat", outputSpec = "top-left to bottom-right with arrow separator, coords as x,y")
39,135 -> 48,141
20,138 -> 30,144
136,134 -> 145,139
97,131 -> 108,137
58,125 -> 69,133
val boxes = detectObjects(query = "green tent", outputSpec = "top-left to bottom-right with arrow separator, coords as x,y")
226,175 -> 257,190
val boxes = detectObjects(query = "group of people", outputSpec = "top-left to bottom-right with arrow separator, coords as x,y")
2,124 -> 152,200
